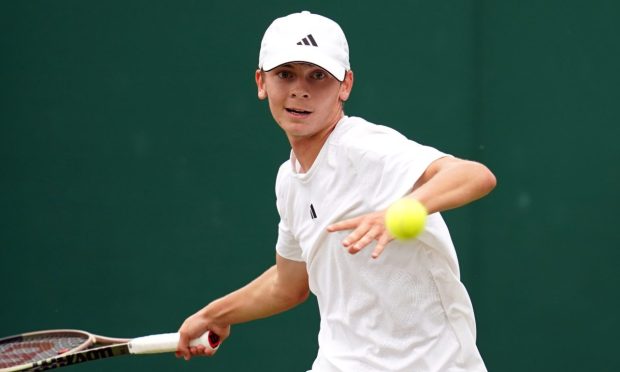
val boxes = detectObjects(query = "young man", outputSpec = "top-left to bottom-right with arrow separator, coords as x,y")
177,11 -> 496,371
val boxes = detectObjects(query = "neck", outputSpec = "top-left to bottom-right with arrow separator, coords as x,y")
288,114 -> 343,173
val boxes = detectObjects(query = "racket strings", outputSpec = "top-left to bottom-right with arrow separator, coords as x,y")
0,333 -> 88,368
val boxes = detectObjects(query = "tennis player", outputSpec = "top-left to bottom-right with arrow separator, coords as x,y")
177,11 -> 496,372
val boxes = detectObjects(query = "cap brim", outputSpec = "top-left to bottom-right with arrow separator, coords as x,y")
261,48 -> 346,81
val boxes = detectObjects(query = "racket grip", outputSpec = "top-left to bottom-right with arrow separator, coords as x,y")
128,331 -> 220,354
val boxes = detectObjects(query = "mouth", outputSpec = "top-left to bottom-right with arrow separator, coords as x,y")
286,107 -> 312,116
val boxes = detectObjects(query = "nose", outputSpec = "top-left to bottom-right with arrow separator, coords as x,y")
291,91 -> 310,98
290,80 -> 310,99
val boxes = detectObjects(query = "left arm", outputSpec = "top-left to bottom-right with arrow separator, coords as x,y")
327,156 -> 496,258
409,156 -> 497,214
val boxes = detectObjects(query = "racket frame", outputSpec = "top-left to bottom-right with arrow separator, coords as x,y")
0,329 -> 131,372
0,328 -> 224,372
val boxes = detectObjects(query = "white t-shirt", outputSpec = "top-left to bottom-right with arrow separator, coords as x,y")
275,116 -> 487,372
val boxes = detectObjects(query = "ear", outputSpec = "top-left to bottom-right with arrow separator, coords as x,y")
255,69 -> 267,100
338,70 -> 354,102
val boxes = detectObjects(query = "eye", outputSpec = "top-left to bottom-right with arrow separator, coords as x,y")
311,70 -> 327,80
277,70 -> 292,79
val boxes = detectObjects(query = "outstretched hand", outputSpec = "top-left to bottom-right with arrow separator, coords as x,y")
327,210 -> 394,259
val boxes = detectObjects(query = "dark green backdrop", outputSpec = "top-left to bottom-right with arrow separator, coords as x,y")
2,1 -> 619,371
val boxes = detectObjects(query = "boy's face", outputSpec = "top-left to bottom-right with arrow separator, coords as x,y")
255,63 -> 353,140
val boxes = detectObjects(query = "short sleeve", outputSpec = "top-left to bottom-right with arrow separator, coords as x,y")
275,218 -> 304,261
274,163 -> 304,262
345,122 -> 448,209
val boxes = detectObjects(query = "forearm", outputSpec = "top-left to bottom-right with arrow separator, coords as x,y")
410,159 -> 496,214
176,259 -> 308,358
198,264 -> 309,326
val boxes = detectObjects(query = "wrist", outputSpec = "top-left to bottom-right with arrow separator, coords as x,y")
202,298 -> 229,326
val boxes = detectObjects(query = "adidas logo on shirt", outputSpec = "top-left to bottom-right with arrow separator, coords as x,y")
297,34 -> 318,47
310,204 -> 318,219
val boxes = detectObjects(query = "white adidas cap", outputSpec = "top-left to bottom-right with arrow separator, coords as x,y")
258,11 -> 350,81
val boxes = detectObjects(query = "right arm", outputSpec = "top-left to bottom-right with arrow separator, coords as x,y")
176,254 -> 309,359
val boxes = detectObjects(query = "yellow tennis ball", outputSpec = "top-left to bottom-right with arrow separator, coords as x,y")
385,198 -> 427,240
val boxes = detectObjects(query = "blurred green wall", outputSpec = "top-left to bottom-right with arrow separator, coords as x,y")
1,1 -> 618,371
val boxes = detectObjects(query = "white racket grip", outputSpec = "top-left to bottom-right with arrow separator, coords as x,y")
128,331 -> 220,354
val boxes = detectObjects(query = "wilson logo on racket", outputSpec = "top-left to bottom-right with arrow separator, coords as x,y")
36,348 -> 116,369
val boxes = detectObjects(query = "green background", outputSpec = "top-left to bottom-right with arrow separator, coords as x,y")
1,1 -> 619,371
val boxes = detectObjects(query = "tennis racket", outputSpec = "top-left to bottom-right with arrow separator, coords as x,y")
0,329 -> 220,371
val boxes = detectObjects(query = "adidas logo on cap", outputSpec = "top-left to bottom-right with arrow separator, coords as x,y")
296,34 -> 318,47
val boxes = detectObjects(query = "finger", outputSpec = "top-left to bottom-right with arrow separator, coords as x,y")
189,332 -> 223,357
176,332 -> 191,360
204,344 -> 219,357
371,234 -> 392,259
348,225 -> 380,254
327,216 -> 361,233
342,221 -> 371,248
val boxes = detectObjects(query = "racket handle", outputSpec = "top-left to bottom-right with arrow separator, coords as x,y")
128,331 -> 220,354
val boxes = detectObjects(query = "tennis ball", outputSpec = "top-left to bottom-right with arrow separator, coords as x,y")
385,198 -> 427,240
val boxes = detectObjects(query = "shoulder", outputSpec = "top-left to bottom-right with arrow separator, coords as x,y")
333,116 -> 418,159
276,160 -> 292,184
332,116 -> 406,143
275,159 -> 293,196
330,117 -> 449,178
